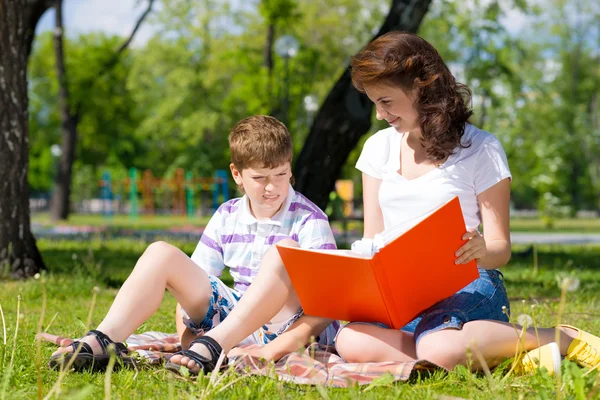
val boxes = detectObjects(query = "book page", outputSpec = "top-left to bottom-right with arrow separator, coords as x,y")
276,246 -> 373,259
378,198 -> 455,246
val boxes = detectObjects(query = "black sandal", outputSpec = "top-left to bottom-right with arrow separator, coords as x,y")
165,336 -> 226,376
48,329 -> 135,372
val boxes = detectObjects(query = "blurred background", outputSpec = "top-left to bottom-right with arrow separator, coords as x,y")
26,0 -> 600,226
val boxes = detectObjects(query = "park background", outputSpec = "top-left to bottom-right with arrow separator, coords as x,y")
2,0 -> 600,398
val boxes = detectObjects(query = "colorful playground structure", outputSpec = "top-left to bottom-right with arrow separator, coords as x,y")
99,168 -> 229,218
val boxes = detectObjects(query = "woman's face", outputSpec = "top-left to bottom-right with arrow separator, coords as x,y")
363,83 -> 420,134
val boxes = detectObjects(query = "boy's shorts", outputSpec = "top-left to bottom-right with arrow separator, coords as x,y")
181,275 -> 340,346
338,268 -> 510,345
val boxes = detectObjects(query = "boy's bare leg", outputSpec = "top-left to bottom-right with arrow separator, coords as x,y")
170,239 -> 301,370
176,305 -> 197,350
52,241 -> 212,357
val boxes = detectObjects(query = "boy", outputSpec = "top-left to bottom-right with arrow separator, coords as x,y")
49,115 -> 339,375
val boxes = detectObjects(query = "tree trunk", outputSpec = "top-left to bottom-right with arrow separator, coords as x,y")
49,0 -> 154,220
293,0 -> 432,210
265,22 -> 275,107
0,0 -> 51,278
50,0 -> 78,221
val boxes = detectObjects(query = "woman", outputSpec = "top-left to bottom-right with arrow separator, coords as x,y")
334,31 -> 600,373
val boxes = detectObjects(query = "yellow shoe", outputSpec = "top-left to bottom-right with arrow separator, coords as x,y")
514,342 -> 561,376
561,325 -> 600,369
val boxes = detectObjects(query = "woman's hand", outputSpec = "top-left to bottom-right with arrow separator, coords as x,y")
455,229 -> 487,264
227,345 -> 273,361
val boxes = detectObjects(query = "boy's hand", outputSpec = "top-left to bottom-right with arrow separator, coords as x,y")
227,346 -> 273,362
455,229 -> 486,264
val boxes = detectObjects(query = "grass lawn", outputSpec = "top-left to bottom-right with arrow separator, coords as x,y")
32,212 -> 600,233
2,240 -> 600,398
32,213 -> 212,231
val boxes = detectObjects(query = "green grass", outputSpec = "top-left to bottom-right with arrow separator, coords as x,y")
510,217 -> 600,233
2,240 -> 600,398
32,213 -> 212,230
33,212 -> 600,233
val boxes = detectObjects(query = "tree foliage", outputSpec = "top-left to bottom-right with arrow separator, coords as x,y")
26,0 -> 600,217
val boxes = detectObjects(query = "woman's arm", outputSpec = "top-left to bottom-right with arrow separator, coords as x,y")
227,315 -> 333,361
362,173 -> 385,238
455,178 -> 511,269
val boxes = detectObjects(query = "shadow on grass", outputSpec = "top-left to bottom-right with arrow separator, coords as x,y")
38,239 -> 234,289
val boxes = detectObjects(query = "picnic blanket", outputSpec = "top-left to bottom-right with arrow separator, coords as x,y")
40,331 -> 440,387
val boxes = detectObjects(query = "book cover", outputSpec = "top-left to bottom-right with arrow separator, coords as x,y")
276,196 -> 479,329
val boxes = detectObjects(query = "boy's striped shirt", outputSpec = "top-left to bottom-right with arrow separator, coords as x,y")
191,184 -> 336,293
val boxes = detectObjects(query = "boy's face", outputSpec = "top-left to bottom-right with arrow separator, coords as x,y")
230,162 -> 292,220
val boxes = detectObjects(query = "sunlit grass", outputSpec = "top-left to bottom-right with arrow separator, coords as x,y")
1,240 -> 599,398
32,212 -> 600,233
32,213 -> 211,230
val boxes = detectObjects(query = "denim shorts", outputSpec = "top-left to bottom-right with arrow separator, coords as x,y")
340,268 -> 510,345
181,275 -> 340,346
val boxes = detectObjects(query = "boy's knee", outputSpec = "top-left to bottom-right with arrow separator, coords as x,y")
276,238 -> 299,248
264,238 -> 299,260
145,241 -> 177,256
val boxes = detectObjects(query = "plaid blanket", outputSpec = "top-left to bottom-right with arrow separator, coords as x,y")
40,331 -> 440,387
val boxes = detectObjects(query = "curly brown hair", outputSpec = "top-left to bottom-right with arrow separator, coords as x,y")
350,31 -> 473,162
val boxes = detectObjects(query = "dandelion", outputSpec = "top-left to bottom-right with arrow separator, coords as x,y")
565,277 -> 580,292
517,314 -> 533,327
556,275 -> 580,292
72,253 -> 78,260
34,273 -> 40,280
93,286 -> 100,293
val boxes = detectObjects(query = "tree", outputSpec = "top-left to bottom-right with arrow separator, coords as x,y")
0,0 -> 53,278
28,32 -> 142,197
293,0 -> 432,209
50,0 -> 154,220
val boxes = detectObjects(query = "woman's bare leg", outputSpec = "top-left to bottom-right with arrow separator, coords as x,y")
416,321 -> 577,370
335,324 -> 417,362
336,320 -> 578,370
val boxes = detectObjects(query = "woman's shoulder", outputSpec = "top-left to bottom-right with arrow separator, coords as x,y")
363,126 -> 398,151
368,126 -> 398,141
460,124 -> 505,153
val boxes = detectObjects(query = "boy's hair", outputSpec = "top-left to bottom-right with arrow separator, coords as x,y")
229,115 -> 293,171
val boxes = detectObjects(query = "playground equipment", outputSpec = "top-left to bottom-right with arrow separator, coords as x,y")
99,168 -> 229,219
335,179 -> 354,217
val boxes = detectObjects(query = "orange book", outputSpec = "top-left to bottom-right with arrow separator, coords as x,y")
276,196 -> 479,329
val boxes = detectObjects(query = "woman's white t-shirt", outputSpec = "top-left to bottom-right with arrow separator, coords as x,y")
356,123 -> 511,233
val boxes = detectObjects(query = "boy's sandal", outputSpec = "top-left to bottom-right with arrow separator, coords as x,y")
48,329 -> 135,372
165,335 -> 226,376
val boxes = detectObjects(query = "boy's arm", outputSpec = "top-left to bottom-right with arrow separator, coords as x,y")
228,315 -> 334,361
190,204 -> 228,277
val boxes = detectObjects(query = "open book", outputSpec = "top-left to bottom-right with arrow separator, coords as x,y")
276,196 -> 479,329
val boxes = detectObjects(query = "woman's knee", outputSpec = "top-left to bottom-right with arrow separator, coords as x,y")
416,331 -> 469,370
335,325 -> 373,363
